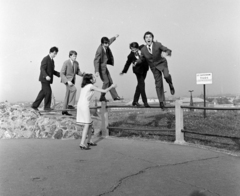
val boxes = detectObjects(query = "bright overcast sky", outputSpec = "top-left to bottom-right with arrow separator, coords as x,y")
0,0 -> 240,102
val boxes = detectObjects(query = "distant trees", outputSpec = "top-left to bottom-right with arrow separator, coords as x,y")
215,97 -> 231,104
233,99 -> 240,105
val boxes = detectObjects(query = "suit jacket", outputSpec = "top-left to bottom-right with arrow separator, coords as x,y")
139,42 -> 172,71
60,59 -> 83,84
94,37 -> 116,73
122,51 -> 149,75
39,55 -> 60,84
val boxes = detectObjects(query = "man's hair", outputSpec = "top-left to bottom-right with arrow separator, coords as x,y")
129,42 -> 139,49
143,31 -> 154,40
101,37 -> 110,44
49,46 -> 58,53
81,73 -> 93,88
69,50 -> 77,57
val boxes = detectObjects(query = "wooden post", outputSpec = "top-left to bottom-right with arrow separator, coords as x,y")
92,97 -> 98,117
174,100 -> 186,144
100,102 -> 109,137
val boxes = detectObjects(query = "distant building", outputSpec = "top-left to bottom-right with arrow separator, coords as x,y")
180,97 -> 209,107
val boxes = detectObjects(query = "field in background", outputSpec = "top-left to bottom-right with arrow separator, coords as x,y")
108,109 -> 240,152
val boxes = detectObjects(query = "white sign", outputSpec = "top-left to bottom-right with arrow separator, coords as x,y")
196,73 -> 212,85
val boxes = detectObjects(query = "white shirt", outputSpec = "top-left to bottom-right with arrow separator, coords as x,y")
135,50 -> 141,59
102,46 -> 107,53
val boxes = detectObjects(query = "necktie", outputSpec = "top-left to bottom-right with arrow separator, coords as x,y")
148,46 -> 152,53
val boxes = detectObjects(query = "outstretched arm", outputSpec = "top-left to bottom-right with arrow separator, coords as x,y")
120,54 -> 132,75
157,42 -> 172,56
91,84 -> 117,93
109,34 -> 119,46
76,63 -> 84,77
53,70 -> 60,77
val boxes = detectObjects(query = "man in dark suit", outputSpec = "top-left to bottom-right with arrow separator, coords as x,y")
60,50 -> 84,116
137,31 -> 175,109
31,47 -> 60,111
120,42 -> 150,107
94,35 -> 122,102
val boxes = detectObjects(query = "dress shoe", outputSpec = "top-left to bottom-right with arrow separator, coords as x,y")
79,145 -> 91,150
132,102 -> 142,107
114,97 -> 123,101
31,106 -> 39,111
44,108 -> 54,112
160,102 -> 165,110
67,105 -> 75,109
87,142 -> 97,146
62,111 -> 72,116
99,97 -> 109,102
144,103 -> 150,108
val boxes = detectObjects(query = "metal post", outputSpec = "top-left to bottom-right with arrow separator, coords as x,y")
100,102 -> 109,137
189,90 -> 194,111
203,84 -> 206,118
174,100 -> 185,144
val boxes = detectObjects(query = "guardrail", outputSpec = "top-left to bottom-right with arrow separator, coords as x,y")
97,101 -> 240,146
175,100 -> 240,145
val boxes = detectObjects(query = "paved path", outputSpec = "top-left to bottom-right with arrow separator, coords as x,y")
0,138 -> 239,196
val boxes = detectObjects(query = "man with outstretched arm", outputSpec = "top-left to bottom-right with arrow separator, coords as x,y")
136,31 -> 175,109
94,35 -> 122,102
120,42 -> 150,107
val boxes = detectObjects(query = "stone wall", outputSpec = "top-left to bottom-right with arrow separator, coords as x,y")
0,102 -> 101,139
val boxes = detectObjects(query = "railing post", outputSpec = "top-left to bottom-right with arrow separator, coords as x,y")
174,100 -> 186,144
100,101 -> 109,137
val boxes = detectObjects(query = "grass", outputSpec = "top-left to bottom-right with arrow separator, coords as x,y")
108,109 -> 240,152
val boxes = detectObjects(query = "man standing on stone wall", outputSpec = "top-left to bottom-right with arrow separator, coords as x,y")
60,50 -> 84,116
31,47 -> 60,111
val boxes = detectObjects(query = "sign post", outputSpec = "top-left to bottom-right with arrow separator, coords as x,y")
196,73 -> 212,118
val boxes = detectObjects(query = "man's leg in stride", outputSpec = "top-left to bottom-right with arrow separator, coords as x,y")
42,82 -> 52,109
162,66 -> 175,95
151,67 -> 165,108
32,82 -> 50,109
137,73 -> 148,104
100,68 -> 118,100
133,73 -> 141,104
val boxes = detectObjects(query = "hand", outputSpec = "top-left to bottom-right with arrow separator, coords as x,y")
67,81 -> 73,86
115,34 -> 119,38
95,72 -> 99,77
46,76 -> 51,81
120,72 -> 124,76
111,84 -> 117,88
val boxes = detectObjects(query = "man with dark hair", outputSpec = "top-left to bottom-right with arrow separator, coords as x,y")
60,50 -> 84,116
120,42 -> 150,107
31,46 -> 60,111
137,31 -> 175,109
94,34 -> 122,102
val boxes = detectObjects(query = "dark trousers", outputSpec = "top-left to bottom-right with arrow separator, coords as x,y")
151,67 -> 173,103
133,72 -> 148,104
32,82 -> 52,109
100,67 -> 118,99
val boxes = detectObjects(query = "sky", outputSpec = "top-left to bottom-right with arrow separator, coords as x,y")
0,0 -> 240,102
